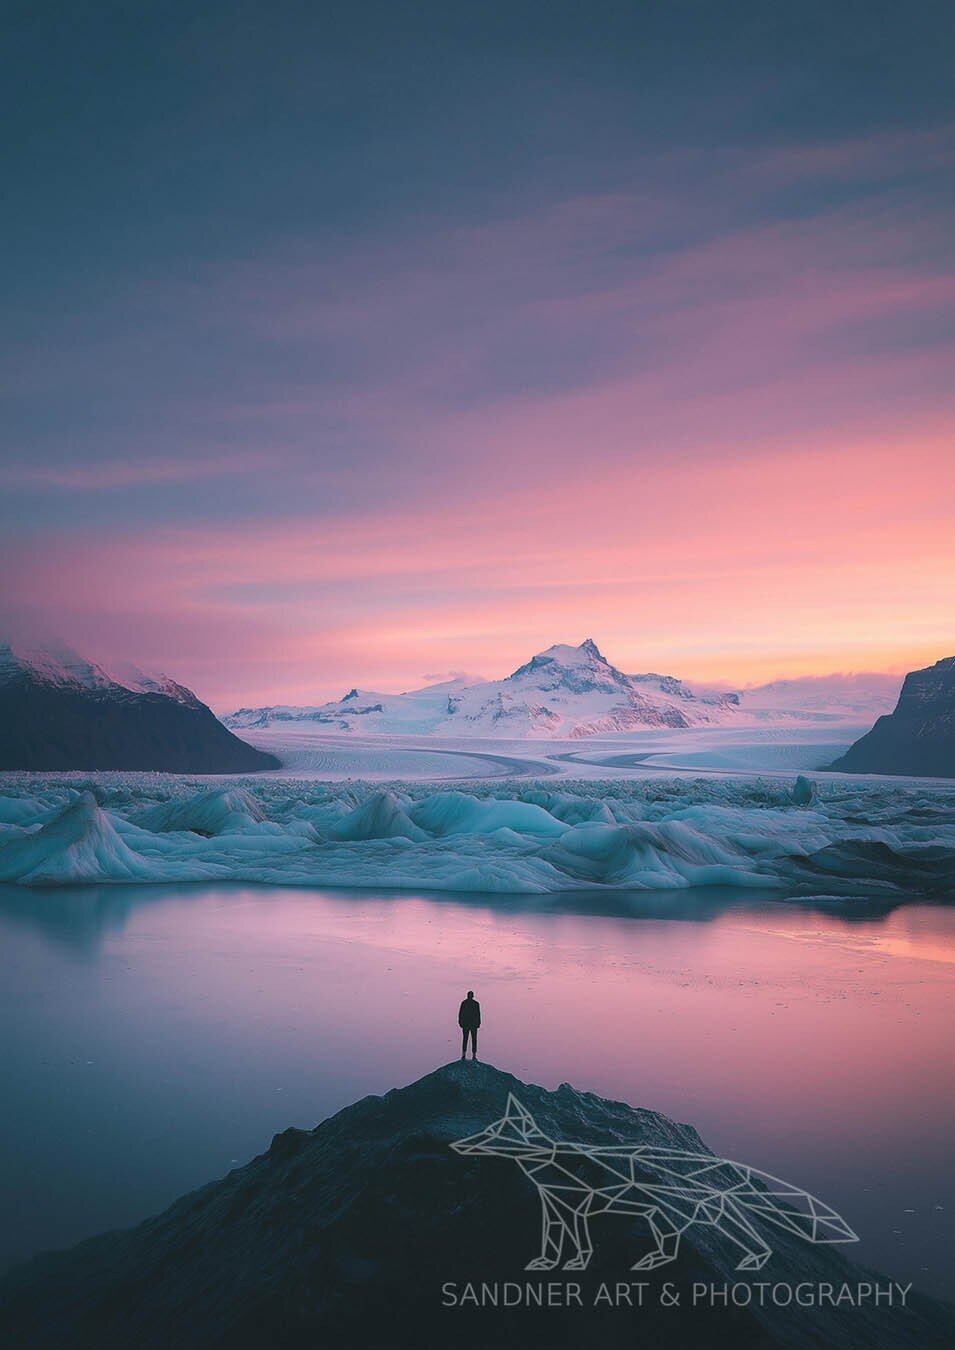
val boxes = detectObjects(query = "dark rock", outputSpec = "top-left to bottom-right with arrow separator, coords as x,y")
0,1062 -> 950,1349
0,675 -> 278,773
830,657 -> 955,778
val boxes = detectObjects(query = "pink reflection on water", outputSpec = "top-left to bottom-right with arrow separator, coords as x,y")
2,888 -> 952,1294
160,891 -> 954,1175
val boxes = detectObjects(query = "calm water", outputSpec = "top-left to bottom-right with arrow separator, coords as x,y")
0,884 -> 952,1297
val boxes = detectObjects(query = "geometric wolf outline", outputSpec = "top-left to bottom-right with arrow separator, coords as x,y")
451,1094 -> 858,1273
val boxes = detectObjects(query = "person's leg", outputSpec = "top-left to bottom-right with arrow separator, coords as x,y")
461,1028 -> 468,1059
470,1028 -> 478,1059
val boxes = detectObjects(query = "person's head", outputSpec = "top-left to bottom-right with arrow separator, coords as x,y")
466,990 -> 474,999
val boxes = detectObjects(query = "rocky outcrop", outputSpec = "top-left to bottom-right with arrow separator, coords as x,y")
830,657 -> 955,778
0,1062 -> 950,1348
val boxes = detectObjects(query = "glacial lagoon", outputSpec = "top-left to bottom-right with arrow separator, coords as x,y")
0,883 -> 952,1298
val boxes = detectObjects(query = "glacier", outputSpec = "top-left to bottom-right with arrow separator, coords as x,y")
0,775 -> 952,902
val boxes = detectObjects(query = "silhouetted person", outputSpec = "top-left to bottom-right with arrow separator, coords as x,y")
459,990 -> 480,1060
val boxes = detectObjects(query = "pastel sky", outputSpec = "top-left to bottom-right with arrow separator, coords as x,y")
2,1 -> 954,708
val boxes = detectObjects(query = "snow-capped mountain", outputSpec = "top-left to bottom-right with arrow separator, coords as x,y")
0,638 -> 278,772
0,639 -> 203,707
225,674 -> 477,736
224,639 -> 738,738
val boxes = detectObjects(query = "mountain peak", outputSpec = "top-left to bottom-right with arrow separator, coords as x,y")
0,637 -> 116,693
0,636 -> 278,772
544,638 -> 607,663
225,638 -> 735,735
0,636 -> 202,707
511,638 -> 611,678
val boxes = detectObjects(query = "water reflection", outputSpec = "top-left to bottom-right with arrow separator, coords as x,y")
0,883 -> 952,1300
0,879 -> 901,957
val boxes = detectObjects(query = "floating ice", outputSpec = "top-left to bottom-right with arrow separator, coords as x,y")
332,791 -> 427,843
0,792 -> 189,886
139,787 -> 266,836
409,791 -> 567,839
0,777 -> 951,901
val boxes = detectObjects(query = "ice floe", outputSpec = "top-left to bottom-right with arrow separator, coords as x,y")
0,776 -> 952,901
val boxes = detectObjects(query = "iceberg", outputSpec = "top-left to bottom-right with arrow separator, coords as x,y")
0,792 -> 181,886
0,775 -> 951,902
138,787 -> 267,836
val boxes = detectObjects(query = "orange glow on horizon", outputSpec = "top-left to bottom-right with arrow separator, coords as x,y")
3,412 -> 952,707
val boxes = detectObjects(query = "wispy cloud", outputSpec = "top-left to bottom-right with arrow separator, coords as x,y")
0,449 -> 272,490
3,123 -> 953,701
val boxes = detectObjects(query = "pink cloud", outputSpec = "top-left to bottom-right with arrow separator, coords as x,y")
4,412 -> 952,706
4,125 -> 954,704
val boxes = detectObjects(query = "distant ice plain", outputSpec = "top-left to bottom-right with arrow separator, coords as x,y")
1,725 -> 952,901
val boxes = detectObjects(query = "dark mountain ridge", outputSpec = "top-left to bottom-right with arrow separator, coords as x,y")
0,641 -> 278,773
830,656 -> 955,778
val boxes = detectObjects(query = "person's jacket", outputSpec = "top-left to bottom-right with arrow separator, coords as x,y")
458,998 -> 481,1029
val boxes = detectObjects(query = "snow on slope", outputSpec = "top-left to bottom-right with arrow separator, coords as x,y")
223,641 -> 902,738
224,640 -> 738,738
0,638 -> 200,706
225,680 -> 467,735
737,672 -> 901,722
0,639 -> 117,693
0,636 -> 278,773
